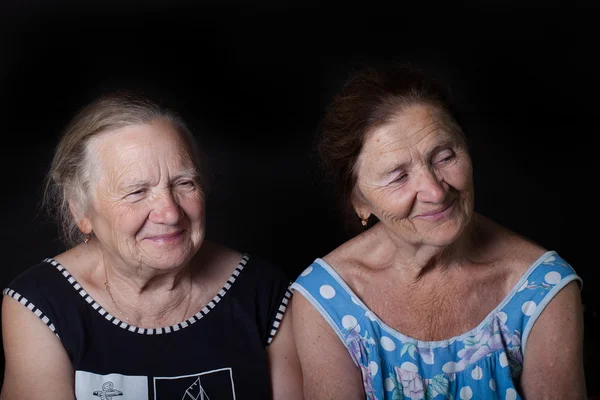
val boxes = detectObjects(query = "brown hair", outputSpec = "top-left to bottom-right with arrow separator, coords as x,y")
43,91 -> 207,247
317,63 -> 464,233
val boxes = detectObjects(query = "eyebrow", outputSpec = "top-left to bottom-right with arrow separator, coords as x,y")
120,169 -> 199,191
172,169 -> 199,181
120,180 -> 148,191
379,162 -> 410,180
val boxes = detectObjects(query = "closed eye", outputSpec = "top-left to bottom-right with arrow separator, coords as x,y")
433,149 -> 455,164
125,188 -> 147,199
391,173 -> 408,184
174,180 -> 197,192
175,180 -> 196,188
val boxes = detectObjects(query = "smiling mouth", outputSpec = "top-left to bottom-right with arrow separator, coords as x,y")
144,230 -> 184,241
416,199 -> 455,218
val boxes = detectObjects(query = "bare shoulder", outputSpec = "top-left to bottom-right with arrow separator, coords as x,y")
321,238 -> 363,284
323,224 -> 395,281
475,215 -> 548,286
325,224 -> 392,265
192,241 -> 243,280
51,244 -> 102,284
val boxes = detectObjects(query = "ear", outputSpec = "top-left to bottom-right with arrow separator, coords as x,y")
68,197 -> 92,234
350,190 -> 371,222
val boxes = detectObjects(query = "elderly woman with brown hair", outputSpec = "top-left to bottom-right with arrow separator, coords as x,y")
291,64 -> 585,399
1,92 -> 302,399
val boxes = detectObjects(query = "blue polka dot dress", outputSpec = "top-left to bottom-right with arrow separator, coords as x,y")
291,251 -> 581,400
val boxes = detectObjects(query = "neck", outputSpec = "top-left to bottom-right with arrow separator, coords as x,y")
95,245 -> 192,294
93,247 -> 195,325
373,214 -> 482,284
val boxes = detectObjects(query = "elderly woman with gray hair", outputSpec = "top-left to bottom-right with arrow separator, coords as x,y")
1,92 -> 302,399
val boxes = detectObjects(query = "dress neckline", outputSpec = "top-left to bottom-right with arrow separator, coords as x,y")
44,253 -> 250,335
314,250 -> 557,347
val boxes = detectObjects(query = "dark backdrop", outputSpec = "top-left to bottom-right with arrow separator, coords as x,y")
1,1 -> 598,394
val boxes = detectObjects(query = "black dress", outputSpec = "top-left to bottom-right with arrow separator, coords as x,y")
3,253 -> 292,400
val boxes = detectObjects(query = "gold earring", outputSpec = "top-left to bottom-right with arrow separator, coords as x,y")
83,233 -> 91,244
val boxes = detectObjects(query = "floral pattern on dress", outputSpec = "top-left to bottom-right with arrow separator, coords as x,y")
346,313 -> 524,399
347,329 -> 378,399
457,314 -> 522,368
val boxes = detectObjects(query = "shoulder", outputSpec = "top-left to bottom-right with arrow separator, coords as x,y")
472,214 -> 550,287
244,253 -> 290,287
2,258 -> 71,340
191,241 -> 243,282
197,241 -> 289,287
3,258 -> 61,297
324,223 -> 396,274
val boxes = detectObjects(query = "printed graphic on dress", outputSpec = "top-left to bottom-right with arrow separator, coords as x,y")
76,370 -> 148,399
154,368 -> 236,400
92,381 -> 123,399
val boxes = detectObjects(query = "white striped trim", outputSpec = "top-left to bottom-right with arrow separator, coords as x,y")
42,253 -> 249,335
2,288 -> 60,339
266,285 -> 293,345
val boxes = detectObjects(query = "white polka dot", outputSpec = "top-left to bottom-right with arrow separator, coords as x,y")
499,352 -> 508,368
497,312 -> 508,324
420,349 -> 435,365
506,388 -> 517,400
384,377 -> 395,391
489,378 -> 496,391
319,285 -> 336,299
380,336 -> 396,351
351,296 -> 360,305
365,311 -> 378,321
369,361 -> 378,376
460,386 -> 473,400
442,361 -> 460,373
518,280 -> 528,292
521,301 -> 536,316
400,362 -> 418,373
300,266 -> 313,276
342,315 -> 358,330
544,271 -> 561,285
471,365 -> 483,380
544,255 -> 556,263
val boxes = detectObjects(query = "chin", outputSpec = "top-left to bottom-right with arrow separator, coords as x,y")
422,221 -> 467,247
149,256 -> 192,271
143,246 -> 195,270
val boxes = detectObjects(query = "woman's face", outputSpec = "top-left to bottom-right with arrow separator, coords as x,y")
80,119 -> 205,271
353,103 -> 474,247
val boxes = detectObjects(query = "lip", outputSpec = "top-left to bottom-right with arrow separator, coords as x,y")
414,199 -> 455,220
143,230 -> 184,243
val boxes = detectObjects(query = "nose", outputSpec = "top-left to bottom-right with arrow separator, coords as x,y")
148,190 -> 182,225
415,166 -> 447,204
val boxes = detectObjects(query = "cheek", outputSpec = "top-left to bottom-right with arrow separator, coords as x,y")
111,205 -> 149,236
180,194 -> 205,222
370,188 -> 415,220
442,161 -> 473,190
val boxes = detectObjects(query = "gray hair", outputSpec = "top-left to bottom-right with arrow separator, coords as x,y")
42,91 -> 208,248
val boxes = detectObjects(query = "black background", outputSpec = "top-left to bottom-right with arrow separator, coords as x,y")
1,0 -> 598,394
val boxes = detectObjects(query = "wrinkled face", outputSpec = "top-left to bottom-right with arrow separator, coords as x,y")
353,103 -> 474,247
81,119 -> 205,270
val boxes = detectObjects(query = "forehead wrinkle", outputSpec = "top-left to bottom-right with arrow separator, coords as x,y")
93,125 -> 197,190
106,146 -> 153,188
360,120 -> 460,184
363,123 -> 440,172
